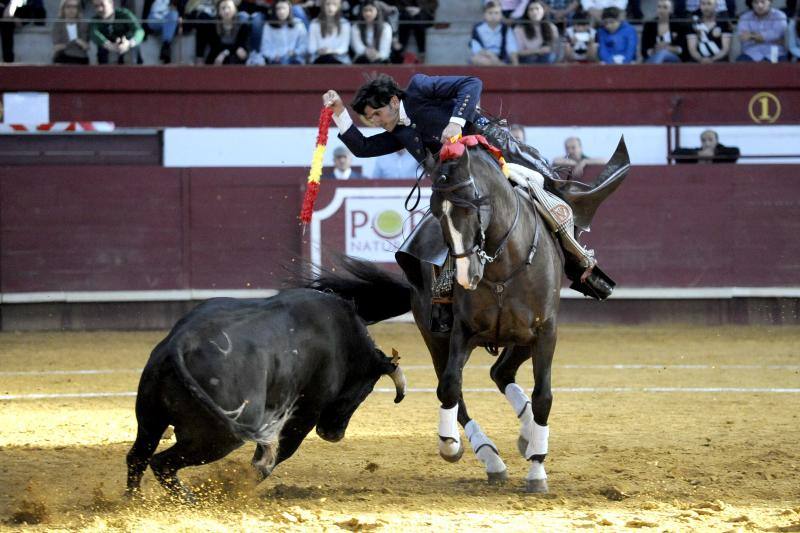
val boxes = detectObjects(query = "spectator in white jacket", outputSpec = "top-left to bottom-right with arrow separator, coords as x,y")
248,0 -> 307,65
351,0 -> 392,63
309,0 -> 352,63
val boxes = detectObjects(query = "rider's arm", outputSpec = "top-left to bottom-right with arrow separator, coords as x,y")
406,73 -> 482,127
333,111 -> 404,158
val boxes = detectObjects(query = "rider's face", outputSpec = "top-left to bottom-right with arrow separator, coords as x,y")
363,96 -> 400,132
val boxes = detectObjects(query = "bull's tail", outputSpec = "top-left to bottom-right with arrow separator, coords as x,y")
169,346 -> 293,447
307,256 -> 413,324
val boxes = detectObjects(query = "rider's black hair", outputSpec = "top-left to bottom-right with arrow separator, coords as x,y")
350,74 -> 406,115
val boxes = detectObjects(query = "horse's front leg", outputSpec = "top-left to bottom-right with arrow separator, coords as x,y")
524,321 -> 557,493
436,320 -> 473,463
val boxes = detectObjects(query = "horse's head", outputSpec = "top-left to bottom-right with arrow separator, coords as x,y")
428,144 -> 496,291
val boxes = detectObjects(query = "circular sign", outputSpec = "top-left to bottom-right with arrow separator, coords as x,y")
373,210 -> 404,238
748,92 -> 781,124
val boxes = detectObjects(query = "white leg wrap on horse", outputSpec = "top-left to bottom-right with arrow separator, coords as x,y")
438,405 -> 461,458
505,383 -> 534,437
438,405 -> 460,441
525,421 -> 549,458
465,420 -> 506,473
527,460 -> 547,480
504,383 -> 530,418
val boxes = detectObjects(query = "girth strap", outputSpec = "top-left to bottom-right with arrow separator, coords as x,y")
480,193 -> 542,349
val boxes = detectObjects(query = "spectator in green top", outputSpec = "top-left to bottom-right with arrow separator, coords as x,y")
90,0 -> 144,64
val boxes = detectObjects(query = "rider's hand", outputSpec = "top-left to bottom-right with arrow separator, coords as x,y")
441,122 -> 463,144
323,90 -> 345,116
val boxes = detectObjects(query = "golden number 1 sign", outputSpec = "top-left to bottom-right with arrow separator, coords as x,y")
748,92 -> 781,124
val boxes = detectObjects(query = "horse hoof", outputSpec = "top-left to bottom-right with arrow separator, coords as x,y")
487,469 -> 508,485
525,478 -> 549,494
438,439 -> 464,463
517,436 -> 529,458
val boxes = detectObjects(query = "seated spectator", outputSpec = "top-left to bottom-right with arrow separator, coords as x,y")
789,11 -> 800,61
396,0 -> 437,63
181,0 -> 218,64
541,0 -> 580,27
552,136 -> 606,179
641,0 -> 687,63
498,0 -> 527,18
145,0 -> 179,63
52,0 -> 90,64
562,10 -> 597,61
509,123 -> 526,142
1,0 -> 46,63
671,129 -> 740,164
470,1 -> 519,65
686,0 -> 732,63
323,146 -> 362,179
736,0 -> 788,61
90,0 -> 144,64
203,0 -> 250,64
351,0 -> 392,63
248,0 -> 307,64
597,6 -> 636,63
675,0 -> 735,20
371,148 -> 419,179
514,0 -> 559,63
309,0 -> 352,63
581,0 -> 626,24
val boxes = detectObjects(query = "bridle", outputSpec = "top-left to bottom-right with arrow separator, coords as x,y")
431,174 -> 521,266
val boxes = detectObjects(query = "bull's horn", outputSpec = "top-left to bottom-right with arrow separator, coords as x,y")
389,365 -> 406,404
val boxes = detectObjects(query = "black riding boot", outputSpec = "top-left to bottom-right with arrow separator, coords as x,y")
564,261 -> 615,300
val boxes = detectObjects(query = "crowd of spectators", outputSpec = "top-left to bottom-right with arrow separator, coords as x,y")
0,0 -> 798,64
469,0 -> 797,64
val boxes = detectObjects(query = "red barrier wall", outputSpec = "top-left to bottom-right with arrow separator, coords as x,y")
0,65 -> 798,127
2,164 -> 798,296
0,166 -> 305,293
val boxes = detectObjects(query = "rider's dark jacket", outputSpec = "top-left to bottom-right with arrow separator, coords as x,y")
338,74 -> 483,163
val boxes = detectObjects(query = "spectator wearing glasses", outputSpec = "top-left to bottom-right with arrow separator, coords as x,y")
52,0 -> 90,64
90,0 -> 145,64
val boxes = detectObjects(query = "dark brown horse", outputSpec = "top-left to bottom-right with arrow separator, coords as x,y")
311,137 -> 629,492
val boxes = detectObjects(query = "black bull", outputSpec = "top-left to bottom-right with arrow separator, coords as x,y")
126,289 -> 408,501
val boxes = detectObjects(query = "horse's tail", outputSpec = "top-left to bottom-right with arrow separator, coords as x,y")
307,256 -> 412,324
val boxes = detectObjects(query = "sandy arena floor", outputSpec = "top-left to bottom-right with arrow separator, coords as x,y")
1,323 -> 799,531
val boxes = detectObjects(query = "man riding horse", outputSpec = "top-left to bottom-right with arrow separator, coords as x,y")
323,73 -> 621,304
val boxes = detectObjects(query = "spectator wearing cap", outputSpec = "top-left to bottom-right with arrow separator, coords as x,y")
470,1 -> 519,65
324,146 -> 362,179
